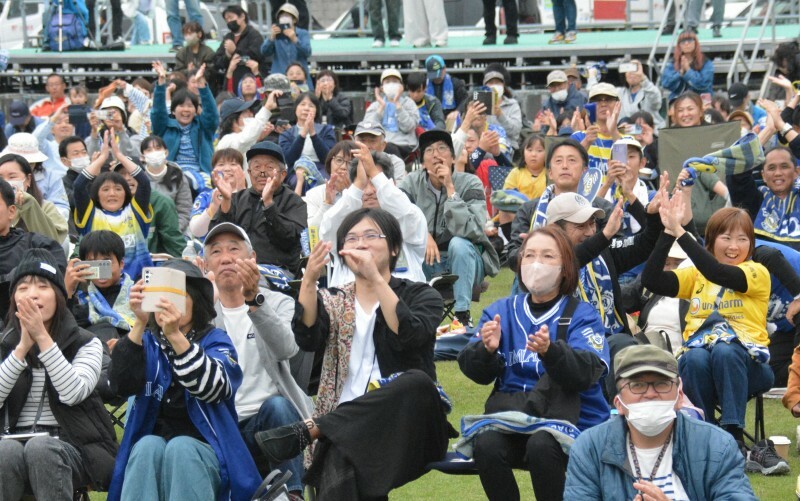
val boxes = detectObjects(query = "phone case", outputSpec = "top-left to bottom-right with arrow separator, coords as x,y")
81,260 -> 112,280
611,143 -> 628,163
141,267 -> 187,315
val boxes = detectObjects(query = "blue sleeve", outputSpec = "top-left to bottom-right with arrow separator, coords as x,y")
151,84 -> 169,137
571,131 -> 587,143
564,430 -> 605,500
296,29 -> 312,59
279,128 -> 305,168
565,304 -> 610,375
198,86 -> 219,132
707,432 -> 759,499
191,191 -> 211,218
310,125 -> 336,162
42,171 -> 70,215
660,62 -> 683,93
684,60 -> 714,95
261,37 -> 275,57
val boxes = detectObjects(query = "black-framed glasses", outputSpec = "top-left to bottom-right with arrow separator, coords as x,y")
343,232 -> 386,246
623,380 -> 676,395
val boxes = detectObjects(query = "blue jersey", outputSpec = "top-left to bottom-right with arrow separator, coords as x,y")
475,294 -> 610,430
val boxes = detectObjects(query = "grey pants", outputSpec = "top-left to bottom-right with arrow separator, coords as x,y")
0,435 -> 88,501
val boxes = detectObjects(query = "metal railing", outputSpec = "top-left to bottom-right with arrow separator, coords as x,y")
726,0 -> 776,86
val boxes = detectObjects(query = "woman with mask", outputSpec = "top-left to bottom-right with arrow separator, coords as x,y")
642,193 -> 777,459
174,22 -> 216,91
139,135 -> 193,232
363,69 -> 419,158
306,140 -> 355,231
458,225 -> 610,501
279,92 -> 336,194
661,31 -> 714,101
482,66 -> 522,151
0,154 -> 68,244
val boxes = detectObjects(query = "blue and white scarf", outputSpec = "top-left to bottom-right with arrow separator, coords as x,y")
754,177 -> 800,245
576,256 -> 624,335
382,102 -> 399,133
417,98 -> 436,131
428,74 -> 455,110
531,184 -> 556,230
76,273 -> 136,331
175,124 -> 201,172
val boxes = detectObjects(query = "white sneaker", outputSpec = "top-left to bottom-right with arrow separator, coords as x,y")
372,39 -> 384,48
389,39 -> 400,47
433,40 -> 447,47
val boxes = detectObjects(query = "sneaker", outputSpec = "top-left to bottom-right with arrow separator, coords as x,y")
662,24 -> 675,35
255,421 -> 312,464
712,25 -> 722,38
483,35 -> 497,45
433,39 -> 447,47
169,45 -> 181,52
455,311 -> 474,329
565,31 -> 577,43
548,32 -> 565,44
389,38 -> 401,47
746,439 -> 791,475
504,35 -> 518,45
372,39 -> 384,48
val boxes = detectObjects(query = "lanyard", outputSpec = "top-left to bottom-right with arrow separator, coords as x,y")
628,428 -> 673,483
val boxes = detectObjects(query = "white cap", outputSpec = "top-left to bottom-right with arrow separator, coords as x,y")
380,69 -> 402,83
546,193 -> 605,224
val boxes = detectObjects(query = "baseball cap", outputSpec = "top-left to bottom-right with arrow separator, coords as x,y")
545,193 -> 605,224
219,98 -> 259,122
246,140 -> 285,165
276,2 -> 300,20
613,136 -> 643,154
728,109 -> 754,128
483,71 -> 505,85
614,344 -> 679,381
418,129 -> 453,156
547,70 -> 568,87
380,69 -> 402,83
100,95 -> 128,122
589,83 -> 619,100
425,55 -> 446,80
727,82 -> 749,107
354,121 -> 386,137
8,100 -> 30,126
205,222 -> 253,249
564,67 -> 581,80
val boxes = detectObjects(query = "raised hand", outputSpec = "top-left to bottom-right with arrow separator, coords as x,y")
480,314 -> 502,353
304,241 -> 331,283
152,61 -> 167,85
602,198 -> 624,239
129,279 -> 151,324
339,248 -> 381,281
526,325 -> 550,354
261,175 -> 279,206
236,258 -> 261,302
15,296 -> 49,344
64,258 -> 93,298
374,87 -> 386,109
353,140 -> 377,180
659,189 -> 686,236
154,297 -> 183,338
195,63 -> 207,88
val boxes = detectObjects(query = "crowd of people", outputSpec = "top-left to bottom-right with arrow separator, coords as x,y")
3,3 -> 800,500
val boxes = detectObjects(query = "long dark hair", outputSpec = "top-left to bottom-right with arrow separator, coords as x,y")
5,276 -> 69,365
0,154 -> 44,205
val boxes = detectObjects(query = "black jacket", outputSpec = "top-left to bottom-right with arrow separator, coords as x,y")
212,184 -> 307,275
0,316 -> 118,489
293,277 -> 444,383
213,25 -> 265,93
0,228 -> 66,279
320,93 -> 354,129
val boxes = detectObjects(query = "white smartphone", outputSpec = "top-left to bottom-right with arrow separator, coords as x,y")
619,62 -> 638,74
94,109 -> 114,121
141,267 -> 187,315
7,180 -> 24,195
611,143 -> 628,163
79,260 -> 112,280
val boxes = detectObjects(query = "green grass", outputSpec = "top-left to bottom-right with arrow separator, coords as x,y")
90,268 -> 800,499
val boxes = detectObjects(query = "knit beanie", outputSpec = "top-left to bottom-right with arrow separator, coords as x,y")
9,248 -> 68,299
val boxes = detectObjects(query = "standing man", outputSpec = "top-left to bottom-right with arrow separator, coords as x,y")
203,222 -> 313,499
369,0 -> 402,48
166,0 -> 203,51
402,0 -> 448,48
214,5 -> 264,94
399,130 -> 500,327
482,0 -> 518,45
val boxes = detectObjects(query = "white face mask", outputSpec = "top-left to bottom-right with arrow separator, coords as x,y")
616,396 -> 678,437
242,117 -> 256,128
521,262 -> 562,296
551,89 -> 568,102
70,155 -> 90,171
144,150 -> 167,168
489,84 -> 504,96
382,82 -> 402,100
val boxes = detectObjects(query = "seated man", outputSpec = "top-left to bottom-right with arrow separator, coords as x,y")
320,143 -> 427,287
211,141 -> 307,277
399,130 -> 500,327
566,344 -> 759,499
353,121 -> 406,182
203,222 -> 313,498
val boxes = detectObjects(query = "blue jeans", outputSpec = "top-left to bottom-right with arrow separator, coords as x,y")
130,12 -> 151,45
122,435 -> 221,500
239,396 -> 304,493
678,342 -> 774,428
552,0 -> 577,34
423,236 -> 484,312
166,0 -> 203,47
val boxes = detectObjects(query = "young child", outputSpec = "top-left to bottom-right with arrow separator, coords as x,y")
405,72 -> 445,131
69,85 -> 89,105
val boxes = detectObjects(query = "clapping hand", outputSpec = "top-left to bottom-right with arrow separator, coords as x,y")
303,241 -> 331,284
480,314 -> 502,353
526,325 -> 550,354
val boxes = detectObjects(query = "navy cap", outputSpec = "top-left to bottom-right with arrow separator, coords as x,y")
220,98 -> 259,123
8,100 -> 30,126
425,55 -> 445,80
246,141 -> 285,166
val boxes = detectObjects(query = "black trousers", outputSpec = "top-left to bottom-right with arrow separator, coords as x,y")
86,0 -> 122,39
473,430 -> 567,501
483,0 -> 519,37
769,329 -> 800,387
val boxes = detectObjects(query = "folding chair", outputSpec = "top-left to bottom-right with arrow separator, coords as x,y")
429,274 -> 458,322
714,393 -> 765,446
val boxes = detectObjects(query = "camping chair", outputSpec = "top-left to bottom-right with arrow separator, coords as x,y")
429,273 -> 486,323
714,393 -> 765,446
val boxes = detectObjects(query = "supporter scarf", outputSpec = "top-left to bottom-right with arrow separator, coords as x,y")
576,256 -> 624,335
530,184 -> 556,230
754,178 -> 800,244
417,99 -> 436,131
76,274 -> 136,331
382,102 -> 399,132
428,75 -> 455,110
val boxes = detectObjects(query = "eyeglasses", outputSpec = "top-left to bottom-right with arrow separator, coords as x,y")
424,144 -> 451,156
318,76 -> 334,84
250,165 -> 282,177
679,38 -> 695,45
331,156 -> 348,167
622,380 -> 676,395
343,231 -> 386,246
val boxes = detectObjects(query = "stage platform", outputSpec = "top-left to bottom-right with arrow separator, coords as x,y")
2,23 -> 799,92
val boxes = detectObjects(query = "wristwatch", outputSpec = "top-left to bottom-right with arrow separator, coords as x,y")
245,292 -> 265,307
782,122 -> 793,136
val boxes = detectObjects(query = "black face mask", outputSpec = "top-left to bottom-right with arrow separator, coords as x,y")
227,20 -> 240,33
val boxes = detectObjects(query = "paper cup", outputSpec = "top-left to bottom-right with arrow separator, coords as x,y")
769,435 -> 791,460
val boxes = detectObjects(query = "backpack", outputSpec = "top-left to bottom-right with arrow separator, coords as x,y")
48,0 -> 89,51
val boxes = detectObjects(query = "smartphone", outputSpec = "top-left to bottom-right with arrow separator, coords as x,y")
611,143 -> 628,163
94,109 -> 114,121
79,260 -> 112,280
700,92 -> 712,107
584,102 -> 597,124
625,123 -> 643,135
239,55 -> 250,64
472,90 -> 494,115
7,180 -> 24,195
141,267 -> 187,315
619,62 -> 637,74
67,104 -> 91,126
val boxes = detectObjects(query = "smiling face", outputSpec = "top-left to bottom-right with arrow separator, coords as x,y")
248,154 -> 285,192
286,65 -> 306,83
174,98 -> 197,126
204,233 -> 254,293
674,97 -> 703,127
14,276 -> 57,326
762,148 -> 798,198
712,227 -> 751,266
548,144 -> 586,193
0,160 -> 30,191
52,113 -> 74,140
98,180 -> 126,212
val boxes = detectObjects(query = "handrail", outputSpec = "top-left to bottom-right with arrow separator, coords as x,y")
730,0 -> 776,86
726,0 -> 761,86
647,0 -> 689,87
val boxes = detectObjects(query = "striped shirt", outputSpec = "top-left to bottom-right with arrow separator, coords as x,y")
0,339 -> 103,429
169,343 -> 231,404
570,130 -> 614,177
175,124 -> 201,172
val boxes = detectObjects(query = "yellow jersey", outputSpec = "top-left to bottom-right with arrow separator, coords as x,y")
503,168 -> 547,201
